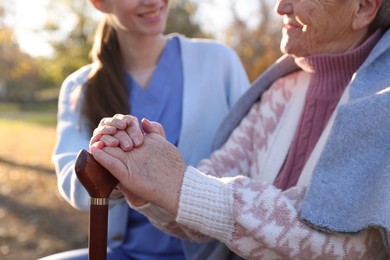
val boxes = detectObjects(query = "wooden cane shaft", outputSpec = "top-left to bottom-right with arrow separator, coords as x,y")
75,149 -> 119,259
89,203 -> 109,260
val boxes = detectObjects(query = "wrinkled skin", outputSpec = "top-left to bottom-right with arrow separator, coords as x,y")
275,0 -> 380,56
91,116 -> 185,216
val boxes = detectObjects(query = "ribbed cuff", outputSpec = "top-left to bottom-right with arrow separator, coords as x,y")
177,166 -> 235,242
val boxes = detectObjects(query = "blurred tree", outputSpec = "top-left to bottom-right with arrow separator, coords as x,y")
166,0 -> 210,38
38,0 -> 208,91
220,0 -> 283,82
37,0 -> 96,90
0,2 -> 45,102
0,28 -> 50,101
0,2 -> 4,27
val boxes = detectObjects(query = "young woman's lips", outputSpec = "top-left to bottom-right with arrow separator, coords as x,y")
139,6 -> 163,19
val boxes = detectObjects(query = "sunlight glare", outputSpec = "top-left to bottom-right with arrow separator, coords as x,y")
13,0 -> 52,57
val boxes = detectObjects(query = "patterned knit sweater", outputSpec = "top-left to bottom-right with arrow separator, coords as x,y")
136,34 -> 387,259
137,71 -> 384,259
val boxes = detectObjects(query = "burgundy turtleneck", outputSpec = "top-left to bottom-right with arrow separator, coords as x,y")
273,31 -> 382,190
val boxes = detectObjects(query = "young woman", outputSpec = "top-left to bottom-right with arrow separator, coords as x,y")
45,0 -> 249,259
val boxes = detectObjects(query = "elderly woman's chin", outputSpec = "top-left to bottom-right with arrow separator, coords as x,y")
280,39 -> 305,58
280,35 -> 330,58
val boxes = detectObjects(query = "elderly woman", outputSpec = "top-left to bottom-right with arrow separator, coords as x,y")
90,0 -> 390,258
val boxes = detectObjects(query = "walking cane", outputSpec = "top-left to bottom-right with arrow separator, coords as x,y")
75,149 -> 119,260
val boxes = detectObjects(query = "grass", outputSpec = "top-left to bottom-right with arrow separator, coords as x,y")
0,101 -> 57,127
0,102 -> 57,164
0,111 -> 88,259
0,112 -> 57,127
0,117 -> 57,167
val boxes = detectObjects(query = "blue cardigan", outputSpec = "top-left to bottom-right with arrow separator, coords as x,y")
52,34 -> 250,248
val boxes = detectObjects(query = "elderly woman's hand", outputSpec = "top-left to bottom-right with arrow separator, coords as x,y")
91,132 -> 186,217
89,114 -> 168,206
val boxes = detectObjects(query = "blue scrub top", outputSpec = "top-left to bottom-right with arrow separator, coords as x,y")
122,36 -> 185,259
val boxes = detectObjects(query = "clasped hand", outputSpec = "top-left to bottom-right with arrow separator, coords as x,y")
89,114 -> 186,217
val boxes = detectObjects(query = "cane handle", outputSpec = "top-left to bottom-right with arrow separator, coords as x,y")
75,149 -> 119,199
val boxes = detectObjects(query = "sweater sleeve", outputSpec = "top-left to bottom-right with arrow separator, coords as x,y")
178,168 -> 383,259
52,66 -> 126,211
52,69 -> 91,211
135,165 -> 383,259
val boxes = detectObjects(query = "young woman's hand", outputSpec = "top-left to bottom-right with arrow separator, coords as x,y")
89,114 -> 166,153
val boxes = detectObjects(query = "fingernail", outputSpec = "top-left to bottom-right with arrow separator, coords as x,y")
123,140 -> 131,148
134,137 -> 141,146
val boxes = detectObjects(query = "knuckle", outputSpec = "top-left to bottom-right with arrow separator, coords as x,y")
131,117 -> 139,124
114,113 -> 124,119
99,117 -> 107,125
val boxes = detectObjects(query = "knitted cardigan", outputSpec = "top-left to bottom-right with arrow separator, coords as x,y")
137,29 -> 390,259
214,28 -> 390,242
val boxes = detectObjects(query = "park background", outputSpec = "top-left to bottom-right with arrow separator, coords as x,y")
0,0 -> 282,259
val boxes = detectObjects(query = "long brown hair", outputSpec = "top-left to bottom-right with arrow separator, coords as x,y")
82,16 -> 130,135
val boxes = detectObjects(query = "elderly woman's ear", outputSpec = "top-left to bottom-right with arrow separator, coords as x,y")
353,0 -> 383,30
